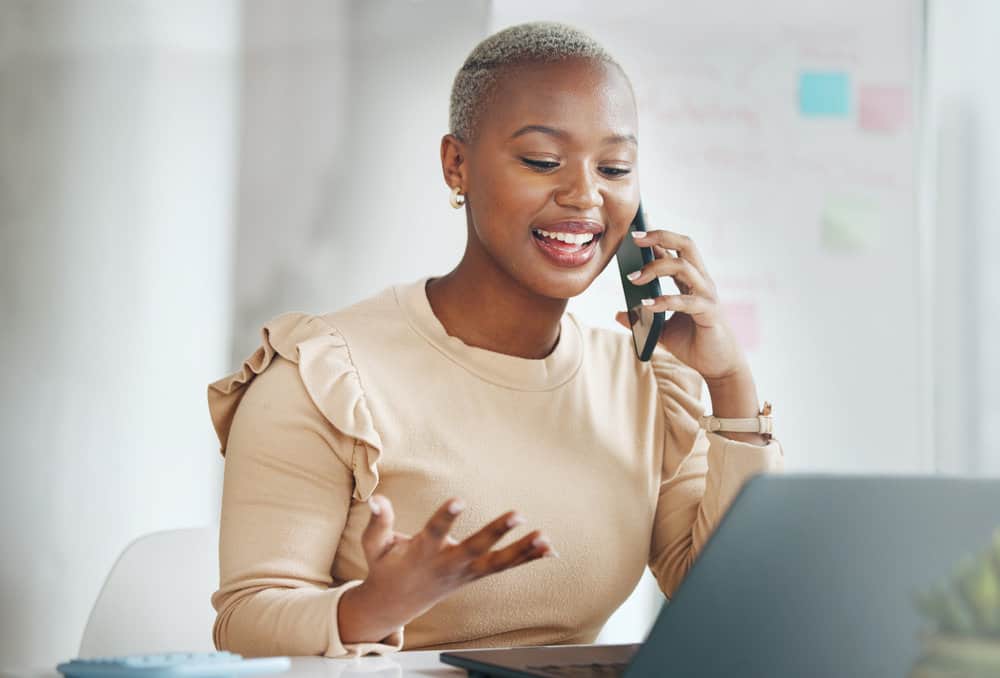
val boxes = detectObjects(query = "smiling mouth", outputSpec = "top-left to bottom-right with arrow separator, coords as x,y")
529,227 -> 603,268
530,228 -> 603,248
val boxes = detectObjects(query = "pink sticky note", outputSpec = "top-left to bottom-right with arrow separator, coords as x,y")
722,301 -> 760,352
859,85 -> 908,133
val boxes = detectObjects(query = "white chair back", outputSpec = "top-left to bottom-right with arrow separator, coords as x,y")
79,527 -> 219,657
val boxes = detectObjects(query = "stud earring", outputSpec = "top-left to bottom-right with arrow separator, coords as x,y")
449,185 -> 466,209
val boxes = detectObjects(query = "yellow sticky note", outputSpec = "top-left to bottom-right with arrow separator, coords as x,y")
821,199 -> 881,252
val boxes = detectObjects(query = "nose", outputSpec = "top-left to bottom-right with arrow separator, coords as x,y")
554,163 -> 603,211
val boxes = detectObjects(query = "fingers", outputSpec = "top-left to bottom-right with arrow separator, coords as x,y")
640,293 -> 715,321
361,494 -> 396,562
411,501 -> 557,586
464,530 -> 557,581
632,228 -> 708,275
418,496 -> 466,549
454,510 -> 526,561
626,249 -> 714,299
651,246 -> 692,293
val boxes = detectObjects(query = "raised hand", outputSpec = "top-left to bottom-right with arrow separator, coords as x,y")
338,494 -> 556,644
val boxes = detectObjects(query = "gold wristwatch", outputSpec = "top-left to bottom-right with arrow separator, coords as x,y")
698,401 -> 773,441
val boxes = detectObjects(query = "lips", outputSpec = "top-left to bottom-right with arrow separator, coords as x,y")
531,220 -> 605,235
530,225 -> 602,268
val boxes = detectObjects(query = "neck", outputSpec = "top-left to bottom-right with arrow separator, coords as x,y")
426,244 -> 567,360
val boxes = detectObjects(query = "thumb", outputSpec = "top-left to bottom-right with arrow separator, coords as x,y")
614,311 -> 630,329
362,494 -> 396,562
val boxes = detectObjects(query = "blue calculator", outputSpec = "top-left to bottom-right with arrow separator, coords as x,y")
56,652 -> 291,677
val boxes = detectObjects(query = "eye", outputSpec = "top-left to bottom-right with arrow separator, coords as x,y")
521,158 -> 560,171
600,166 -> 631,178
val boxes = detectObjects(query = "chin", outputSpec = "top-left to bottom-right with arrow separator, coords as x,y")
522,267 -> 600,302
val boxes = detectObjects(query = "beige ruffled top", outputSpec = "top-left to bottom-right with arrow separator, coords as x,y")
207,276 -> 784,658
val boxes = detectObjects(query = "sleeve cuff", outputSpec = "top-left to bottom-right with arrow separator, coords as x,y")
706,432 -> 784,517
324,580 -> 405,659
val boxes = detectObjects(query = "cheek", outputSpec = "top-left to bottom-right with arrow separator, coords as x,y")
607,184 -> 641,234
490,168 -> 556,209
476,167 -> 555,226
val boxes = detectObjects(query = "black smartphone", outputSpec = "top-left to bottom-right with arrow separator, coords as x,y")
615,202 -> 664,361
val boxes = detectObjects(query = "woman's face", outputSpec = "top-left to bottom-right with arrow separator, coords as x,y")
460,57 -> 640,301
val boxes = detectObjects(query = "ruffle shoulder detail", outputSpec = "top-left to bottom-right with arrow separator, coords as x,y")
207,312 -> 384,501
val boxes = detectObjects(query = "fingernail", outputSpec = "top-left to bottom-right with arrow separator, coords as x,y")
368,497 -> 381,516
532,536 -> 559,558
641,298 -> 655,306
447,499 -> 466,515
626,270 -> 641,281
506,513 -> 525,528
631,231 -> 646,238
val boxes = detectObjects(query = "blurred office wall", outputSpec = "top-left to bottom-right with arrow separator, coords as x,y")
926,0 -> 1000,475
0,1 -> 236,669
230,0 -> 485,360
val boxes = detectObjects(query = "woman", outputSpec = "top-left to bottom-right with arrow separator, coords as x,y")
208,21 -> 783,659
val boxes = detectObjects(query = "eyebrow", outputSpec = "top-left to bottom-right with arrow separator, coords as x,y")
508,124 -> 637,146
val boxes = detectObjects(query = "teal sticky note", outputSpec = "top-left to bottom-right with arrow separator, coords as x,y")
799,72 -> 850,116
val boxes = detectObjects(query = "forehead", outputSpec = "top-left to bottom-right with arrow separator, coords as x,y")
480,58 -> 637,144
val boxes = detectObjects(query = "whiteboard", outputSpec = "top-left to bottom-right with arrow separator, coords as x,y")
491,0 -> 927,475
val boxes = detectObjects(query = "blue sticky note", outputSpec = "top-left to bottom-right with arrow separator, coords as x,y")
799,72 -> 850,117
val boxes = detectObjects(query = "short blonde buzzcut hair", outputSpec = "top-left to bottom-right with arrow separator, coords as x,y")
448,21 -> 626,143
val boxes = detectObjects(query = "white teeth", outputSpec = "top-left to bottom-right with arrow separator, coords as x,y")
533,229 -> 596,245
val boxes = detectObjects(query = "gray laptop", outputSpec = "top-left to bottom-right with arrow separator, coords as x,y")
440,473 -> 1000,677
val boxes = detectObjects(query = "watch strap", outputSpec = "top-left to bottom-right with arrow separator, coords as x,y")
698,401 -> 773,437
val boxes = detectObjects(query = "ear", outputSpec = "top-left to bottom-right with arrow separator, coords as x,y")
440,134 -> 467,192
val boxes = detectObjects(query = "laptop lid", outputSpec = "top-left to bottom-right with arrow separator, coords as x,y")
441,474 -> 1000,678
626,473 -> 1000,678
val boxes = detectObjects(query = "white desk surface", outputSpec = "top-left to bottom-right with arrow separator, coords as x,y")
1,651 -> 467,678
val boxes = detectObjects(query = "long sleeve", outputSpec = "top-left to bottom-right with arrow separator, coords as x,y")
208,316 -> 404,658
646,349 -> 785,599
